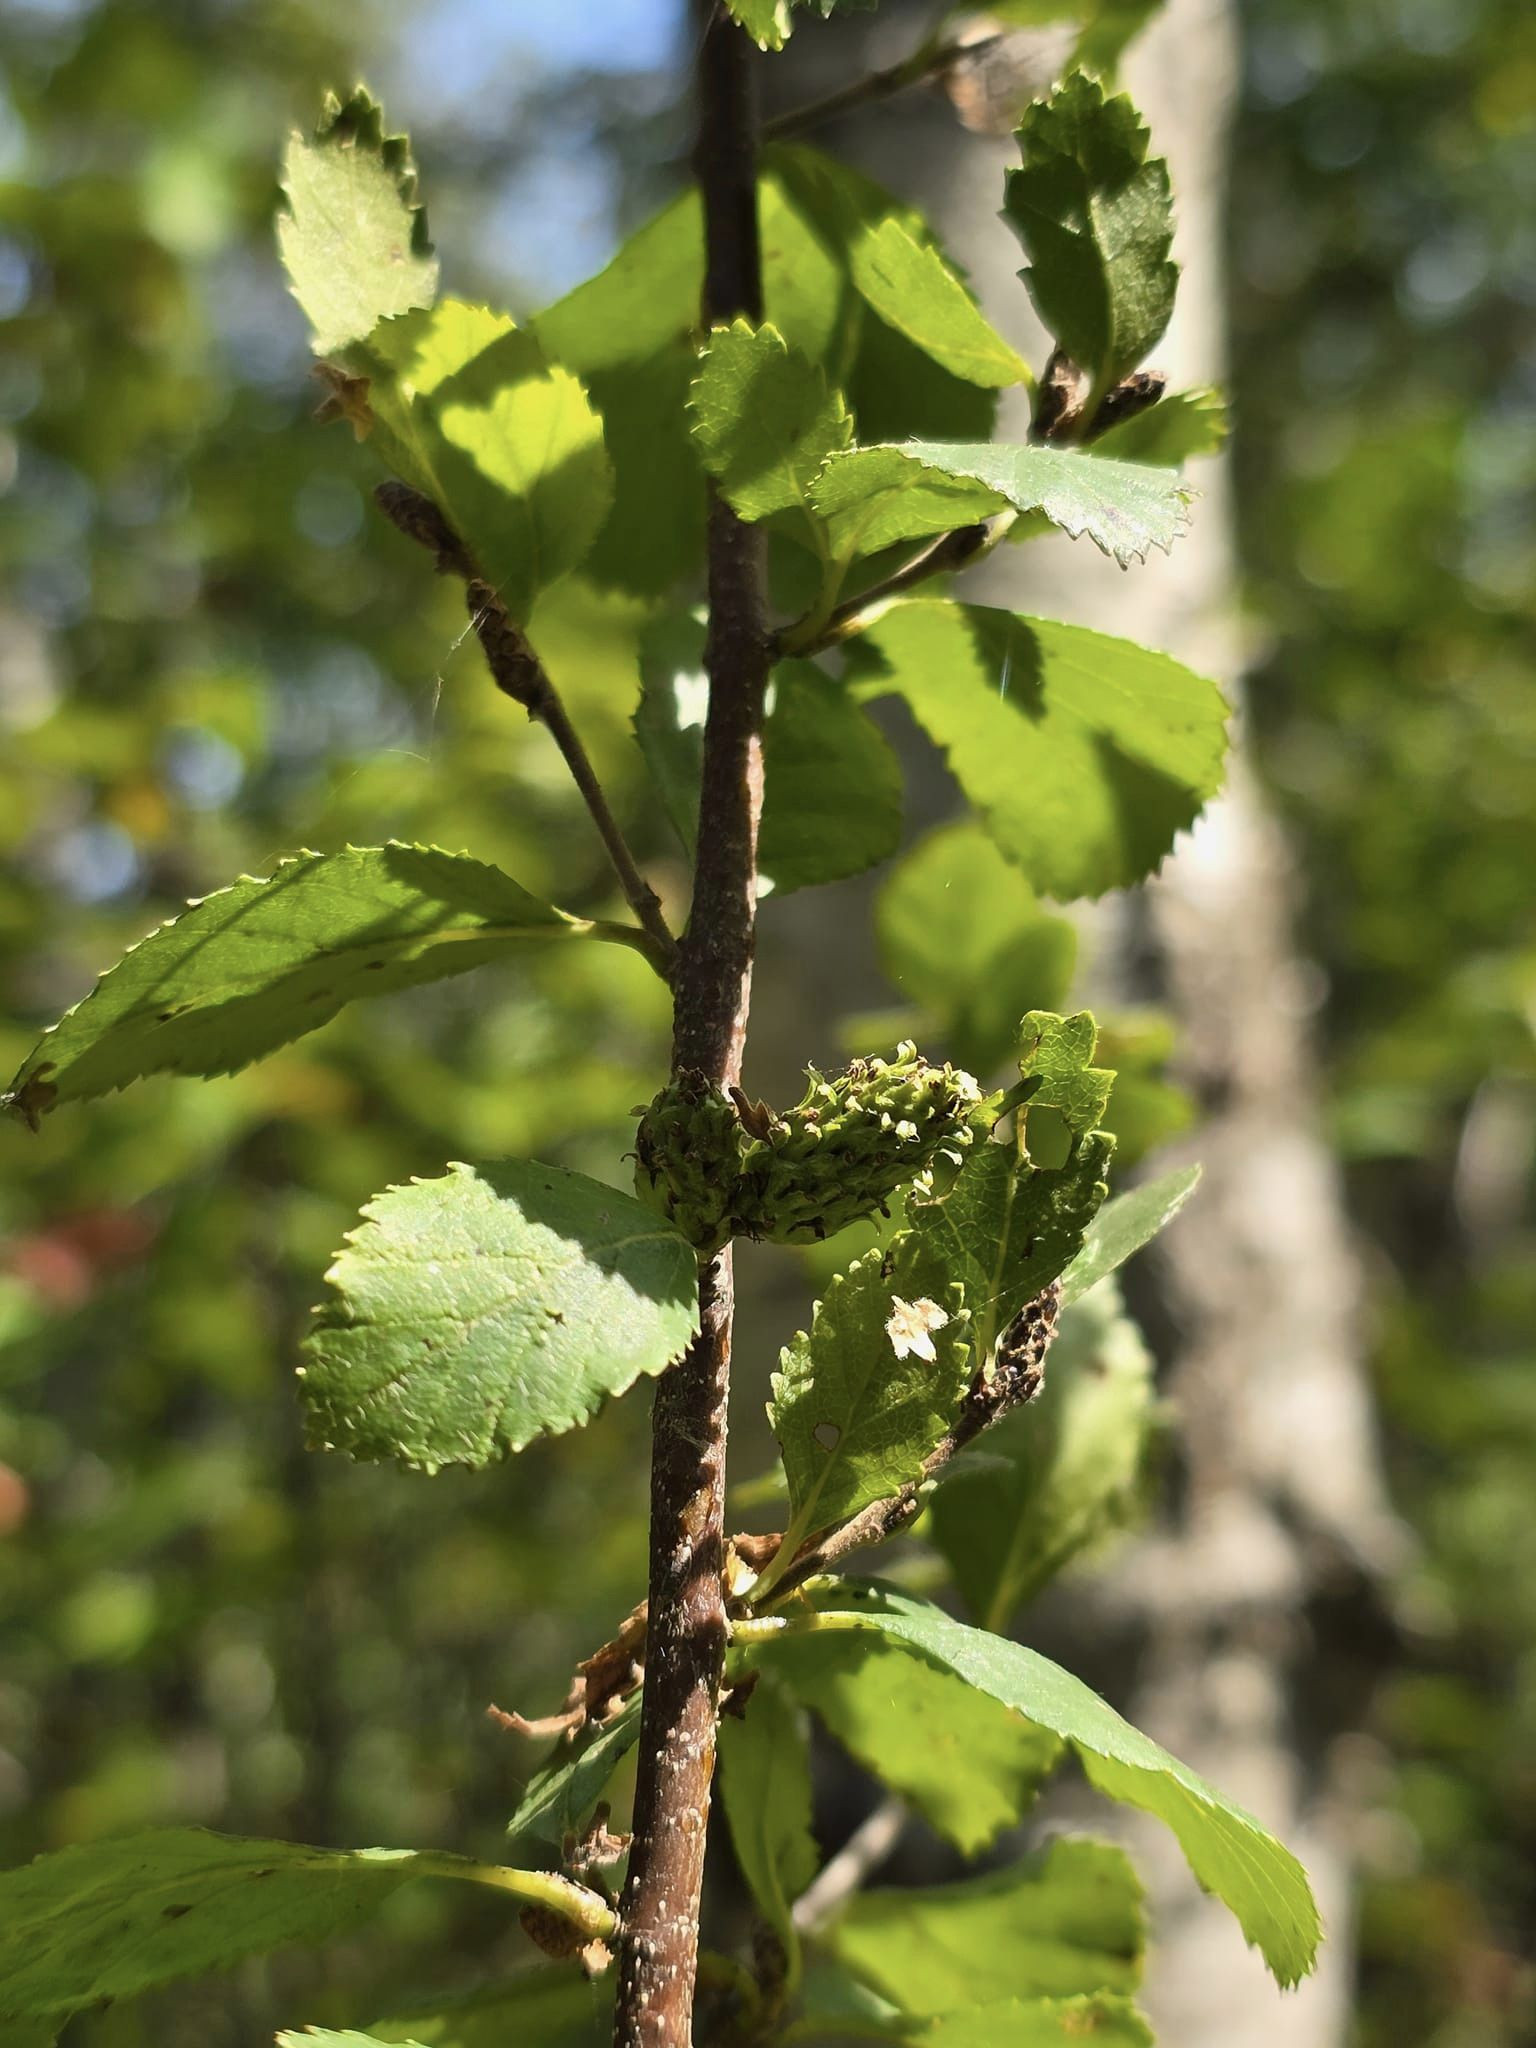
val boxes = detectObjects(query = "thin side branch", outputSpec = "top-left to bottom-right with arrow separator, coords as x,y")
762,30 -> 1003,143
374,482 -> 675,967
790,1795 -> 907,1935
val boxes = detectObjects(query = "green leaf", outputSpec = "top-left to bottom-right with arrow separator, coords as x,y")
690,321 -> 851,531
810,447 -> 1009,560
718,1675 -> 819,1958
367,1974 -> 611,2048
849,600 -> 1229,901
768,1243 -> 972,1544
929,1281 -> 1157,1627
726,0 -> 878,49
1005,72 -> 1177,402
791,1582 -> 1323,1987
926,1996 -> 1153,2048
507,1698 -> 642,1855
278,87 -> 437,356
853,441 -> 1193,567
906,1011 -> 1115,1367
303,1161 -> 700,1472
360,302 -> 612,624
1091,386 -> 1228,467
980,1 -> 1161,76
823,1836 -> 1142,2011
3,845 -> 605,1125
755,1629 -> 1061,1854
636,616 -> 901,894
845,218 -> 1030,389
281,2035 -> 430,2048
876,823 -> 1076,1077
0,1827 -> 544,2027
1058,1162 -> 1200,1304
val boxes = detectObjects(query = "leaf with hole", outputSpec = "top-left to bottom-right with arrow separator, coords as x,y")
848,600 -> 1229,901
791,1581 -> 1322,1987
303,1161 -> 699,1472
3,845 -> 615,1125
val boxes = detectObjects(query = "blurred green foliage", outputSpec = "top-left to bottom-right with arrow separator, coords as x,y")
1233,0 -> 1536,2038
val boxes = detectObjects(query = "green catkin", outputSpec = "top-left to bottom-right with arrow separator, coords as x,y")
635,1045 -> 984,1255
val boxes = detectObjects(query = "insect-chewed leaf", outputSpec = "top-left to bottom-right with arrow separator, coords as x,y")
278,87 -> 437,356
848,600 -> 1229,901
303,1161 -> 699,1473
821,1835 -> 1143,2013
790,1580 -> 1323,1989
2,845 -> 600,1126
755,1627 -> 1062,1855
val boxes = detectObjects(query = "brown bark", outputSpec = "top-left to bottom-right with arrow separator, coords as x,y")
612,10 -> 770,2046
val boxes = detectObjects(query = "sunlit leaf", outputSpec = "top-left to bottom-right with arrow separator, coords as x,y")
303,1161 -> 699,1472
849,600 -> 1229,900
1058,1162 -> 1200,1303
278,87 -> 437,356
3,845 -> 607,1124
844,218 -> 1030,389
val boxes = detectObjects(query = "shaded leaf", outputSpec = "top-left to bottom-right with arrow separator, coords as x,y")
1059,1162 -> 1200,1304
768,1243 -> 971,1544
823,1836 -> 1143,2011
718,1675 -> 818,1956
690,321 -> 851,530
794,1581 -> 1323,1987
636,616 -> 901,894
1004,73 -> 1177,402
278,87 -> 437,356
876,823 -> 1076,1077
0,1828 -> 517,2027
507,1698 -> 642,1855
849,600 -> 1229,901
929,1280 -> 1158,1627
926,1995 -> 1152,2048
3,845 -> 597,1124
757,1628 -> 1061,1854
303,1161 -> 699,1472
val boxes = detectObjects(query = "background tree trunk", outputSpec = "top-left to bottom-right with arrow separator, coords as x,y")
773,3 -> 1406,2039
